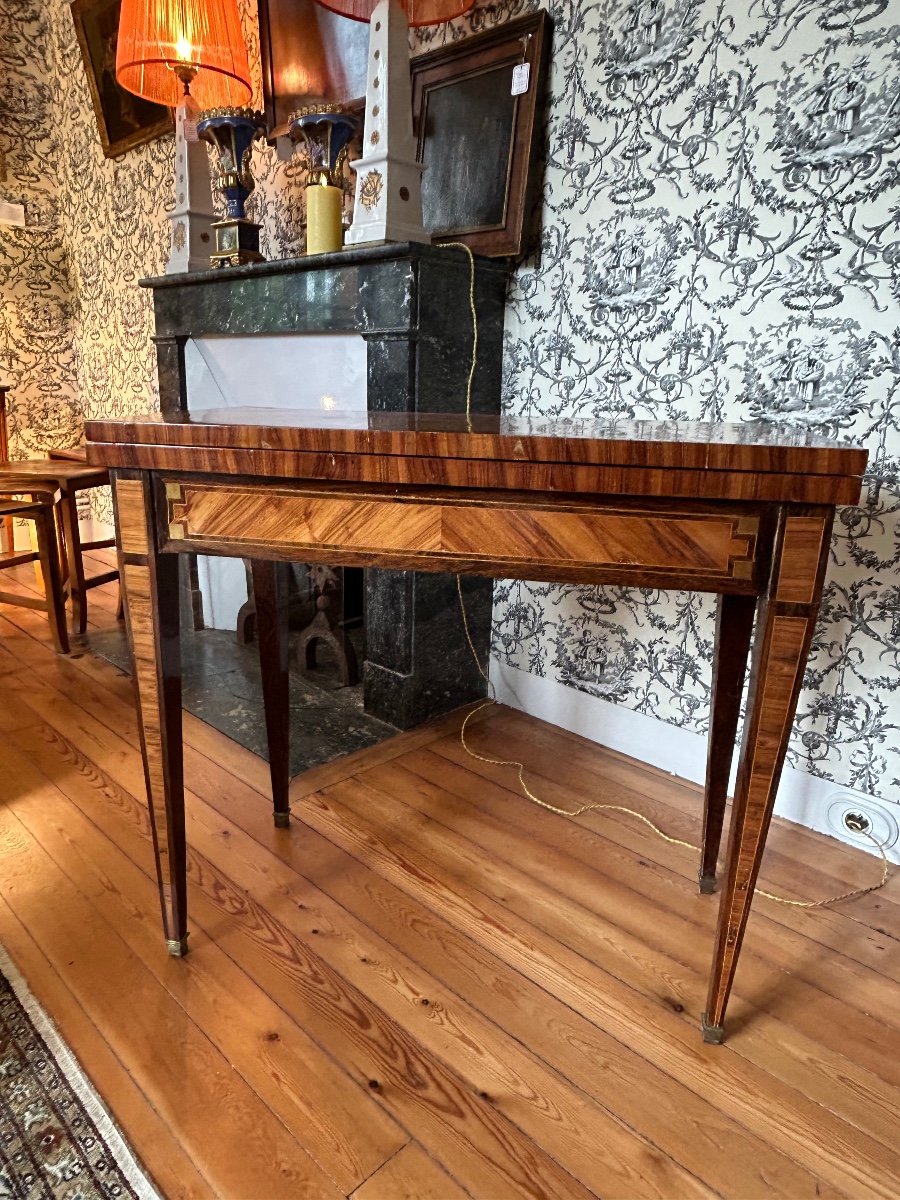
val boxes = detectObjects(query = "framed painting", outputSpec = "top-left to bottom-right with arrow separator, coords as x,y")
71,0 -> 172,159
411,11 -> 551,258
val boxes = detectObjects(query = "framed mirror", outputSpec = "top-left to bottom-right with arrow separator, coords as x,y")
259,0 -> 368,138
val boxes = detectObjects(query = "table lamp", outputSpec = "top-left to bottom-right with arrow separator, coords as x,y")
116,0 -> 253,273
316,0 -> 473,245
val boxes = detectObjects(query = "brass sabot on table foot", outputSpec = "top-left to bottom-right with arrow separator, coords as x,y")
701,1013 -> 725,1044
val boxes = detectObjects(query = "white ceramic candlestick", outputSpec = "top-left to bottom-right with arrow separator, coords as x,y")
345,0 -> 428,245
166,96 -> 218,273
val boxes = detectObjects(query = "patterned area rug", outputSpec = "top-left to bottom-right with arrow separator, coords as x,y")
0,946 -> 159,1199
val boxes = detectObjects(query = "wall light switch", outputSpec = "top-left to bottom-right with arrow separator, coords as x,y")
0,201 -> 26,227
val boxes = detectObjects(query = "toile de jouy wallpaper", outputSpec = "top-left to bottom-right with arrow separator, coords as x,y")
0,2 -> 81,455
1,0 -> 899,805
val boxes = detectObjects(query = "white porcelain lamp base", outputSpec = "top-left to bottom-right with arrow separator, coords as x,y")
345,155 -> 427,245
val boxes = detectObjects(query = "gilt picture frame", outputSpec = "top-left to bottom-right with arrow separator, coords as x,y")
70,0 -> 172,159
411,11 -> 552,258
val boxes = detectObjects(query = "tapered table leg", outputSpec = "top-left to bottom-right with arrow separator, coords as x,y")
251,559 -> 292,828
700,594 -> 756,893
702,508 -> 833,1042
113,472 -> 187,956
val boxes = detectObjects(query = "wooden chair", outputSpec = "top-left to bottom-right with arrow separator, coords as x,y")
48,445 -> 123,624
0,496 -> 69,653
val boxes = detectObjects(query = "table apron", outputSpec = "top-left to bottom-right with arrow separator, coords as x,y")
152,476 -> 767,594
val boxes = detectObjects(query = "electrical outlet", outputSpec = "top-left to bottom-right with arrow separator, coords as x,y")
844,811 -> 870,834
826,791 -> 899,854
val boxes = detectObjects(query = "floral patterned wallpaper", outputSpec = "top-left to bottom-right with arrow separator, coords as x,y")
3,0 -> 899,803
422,0 -> 900,802
1,0 -> 311,512
0,1 -> 81,457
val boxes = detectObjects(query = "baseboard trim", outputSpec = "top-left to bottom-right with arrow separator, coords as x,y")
490,660 -> 899,864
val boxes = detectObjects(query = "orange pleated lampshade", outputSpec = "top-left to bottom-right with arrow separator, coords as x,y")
116,0 -> 253,108
316,0 -> 474,28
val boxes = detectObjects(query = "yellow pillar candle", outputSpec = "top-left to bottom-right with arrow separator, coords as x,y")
306,183 -> 344,255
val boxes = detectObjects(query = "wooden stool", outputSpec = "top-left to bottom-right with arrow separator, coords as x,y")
0,385 -> 13,555
0,460 -> 119,635
48,446 -> 123,622
0,497 -> 69,653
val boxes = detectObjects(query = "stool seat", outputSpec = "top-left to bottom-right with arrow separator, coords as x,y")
0,498 -> 55,519
0,459 -> 109,493
0,457 -> 119,635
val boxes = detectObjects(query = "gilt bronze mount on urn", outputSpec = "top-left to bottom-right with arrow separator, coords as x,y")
196,107 -> 268,267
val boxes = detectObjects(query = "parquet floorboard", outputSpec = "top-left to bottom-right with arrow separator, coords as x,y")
366,757 -> 900,1104
351,1143 -> 470,1199
1,562 -> 899,1199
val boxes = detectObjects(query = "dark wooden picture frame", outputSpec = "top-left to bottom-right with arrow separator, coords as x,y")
71,0 -> 172,159
411,11 -> 551,258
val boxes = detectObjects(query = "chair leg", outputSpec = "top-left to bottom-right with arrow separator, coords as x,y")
34,506 -> 69,655
60,487 -> 88,634
54,496 -> 68,583
1,512 -> 13,555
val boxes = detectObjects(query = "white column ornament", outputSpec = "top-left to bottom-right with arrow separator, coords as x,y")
166,99 -> 217,273
345,0 -> 429,245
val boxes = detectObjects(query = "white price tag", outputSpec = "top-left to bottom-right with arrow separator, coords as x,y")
511,62 -> 530,95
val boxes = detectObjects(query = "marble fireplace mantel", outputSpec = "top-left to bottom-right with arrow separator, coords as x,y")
141,242 -> 509,728
145,241 -> 509,420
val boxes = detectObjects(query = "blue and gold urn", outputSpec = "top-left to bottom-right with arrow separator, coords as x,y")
288,105 -> 360,187
196,107 -> 268,268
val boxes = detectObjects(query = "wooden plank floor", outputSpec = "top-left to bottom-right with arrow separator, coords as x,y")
2,551 -> 900,1198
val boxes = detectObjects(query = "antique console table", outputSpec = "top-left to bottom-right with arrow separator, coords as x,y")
85,409 -> 866,1042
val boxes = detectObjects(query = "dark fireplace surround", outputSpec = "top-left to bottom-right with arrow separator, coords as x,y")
143,242 -> 509,729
